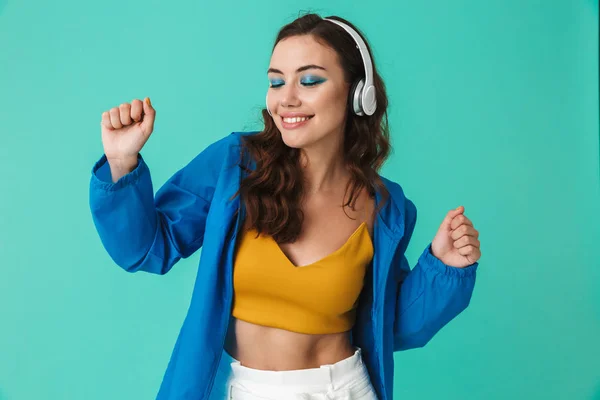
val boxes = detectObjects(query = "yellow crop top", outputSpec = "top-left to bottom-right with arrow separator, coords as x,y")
231,222 -> 374,335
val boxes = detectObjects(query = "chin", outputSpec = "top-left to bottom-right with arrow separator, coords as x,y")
276,115 -> 321,147
279,131 -> 310,149
276,124 -> 313,149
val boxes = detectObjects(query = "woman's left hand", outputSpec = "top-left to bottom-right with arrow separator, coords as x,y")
431,206 -> 481,268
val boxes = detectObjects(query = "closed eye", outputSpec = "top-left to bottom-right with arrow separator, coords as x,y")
269,77 -> 327,89
269,83 -> 322,88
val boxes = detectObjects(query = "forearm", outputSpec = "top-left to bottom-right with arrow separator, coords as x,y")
393,243 -> 478,351
90,154 -> 166,273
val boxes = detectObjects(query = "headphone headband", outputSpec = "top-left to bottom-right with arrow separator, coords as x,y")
323,18 -> 374,98
323,18 -> 377,116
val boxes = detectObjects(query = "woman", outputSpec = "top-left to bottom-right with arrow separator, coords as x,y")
90,13 -> 481,400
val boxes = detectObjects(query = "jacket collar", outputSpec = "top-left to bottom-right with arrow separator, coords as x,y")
374,176 -> 406,241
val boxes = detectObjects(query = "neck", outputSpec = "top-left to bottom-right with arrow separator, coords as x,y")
299,132 -> 349,194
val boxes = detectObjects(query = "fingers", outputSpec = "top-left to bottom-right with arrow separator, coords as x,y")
446,206 -> 482,262
453,234 -> 480,249
450,223 -> 479,240
101,99 -> 146,130
450,212 -> 473,231
444,206 -> 463,224
142,97 -> 154,116
140,97 -> 156,134
458,245 -> 481,260
119,103 -> 133,126
109,107 -> 123,129
131,99 -> 143,122
101,111 -> 113,130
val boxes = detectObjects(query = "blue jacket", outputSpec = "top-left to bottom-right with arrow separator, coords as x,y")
89,131 -> 478,400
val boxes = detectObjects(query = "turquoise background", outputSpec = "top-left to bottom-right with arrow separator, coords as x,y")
0,0 -> 598,399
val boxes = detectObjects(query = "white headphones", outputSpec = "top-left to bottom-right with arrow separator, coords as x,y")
266,17 -> 377,118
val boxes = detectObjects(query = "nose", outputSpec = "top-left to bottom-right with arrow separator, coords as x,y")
279,83 -> 301,109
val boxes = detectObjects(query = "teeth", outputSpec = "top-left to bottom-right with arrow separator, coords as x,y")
283,116 -> 311,123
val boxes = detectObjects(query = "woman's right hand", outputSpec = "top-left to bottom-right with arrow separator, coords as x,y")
100,97 -> 156,169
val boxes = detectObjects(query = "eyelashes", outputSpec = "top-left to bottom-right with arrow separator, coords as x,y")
269,80 -> 284,88
269,77 -> 327,89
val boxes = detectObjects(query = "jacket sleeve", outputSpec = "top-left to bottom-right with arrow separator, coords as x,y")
393,198 -> 478,351
88,134 -> 235,275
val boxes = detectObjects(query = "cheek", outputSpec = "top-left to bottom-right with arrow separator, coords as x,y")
314,90 -> 348,119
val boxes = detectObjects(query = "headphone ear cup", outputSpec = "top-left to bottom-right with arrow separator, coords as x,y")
349,79 -> 365,116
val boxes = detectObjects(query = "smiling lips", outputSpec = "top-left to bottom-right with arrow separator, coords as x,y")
280,114 -> 314,129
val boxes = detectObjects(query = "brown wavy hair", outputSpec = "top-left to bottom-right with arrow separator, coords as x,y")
232,12 -> 391,244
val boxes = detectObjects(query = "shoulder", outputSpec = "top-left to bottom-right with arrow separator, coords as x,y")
170,131 -> 259,185
204,131 -> 255,153
187,131 -> 259,164
375,174 -> 417,234
378,175 -> 414,213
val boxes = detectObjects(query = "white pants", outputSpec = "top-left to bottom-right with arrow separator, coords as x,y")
209,347 -> 379,400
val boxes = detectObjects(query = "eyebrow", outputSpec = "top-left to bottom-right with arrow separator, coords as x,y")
267,64 -> 327,74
